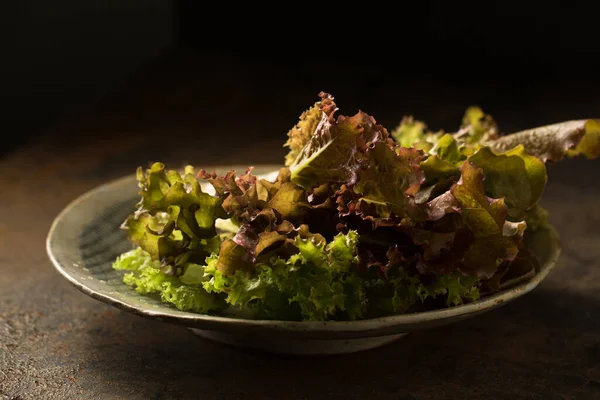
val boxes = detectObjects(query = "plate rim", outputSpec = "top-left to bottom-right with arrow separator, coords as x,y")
46,165 -> 561,336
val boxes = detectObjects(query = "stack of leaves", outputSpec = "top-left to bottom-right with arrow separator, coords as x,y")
113,92 -> 600,321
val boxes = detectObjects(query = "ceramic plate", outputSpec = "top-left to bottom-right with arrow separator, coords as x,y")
46,164 -> 561,355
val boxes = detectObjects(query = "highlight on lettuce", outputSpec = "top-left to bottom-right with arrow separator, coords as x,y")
112,92 -> 599,321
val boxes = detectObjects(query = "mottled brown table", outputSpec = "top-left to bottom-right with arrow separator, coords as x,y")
3,51 -> 600,400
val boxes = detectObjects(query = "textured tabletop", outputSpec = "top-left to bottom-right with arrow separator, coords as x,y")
2,50 -> 600,400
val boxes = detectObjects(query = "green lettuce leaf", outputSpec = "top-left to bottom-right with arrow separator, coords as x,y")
391,106 -> 498,152
468,145 -> 547,217
121,163 -> 228,272
417,271 -> 480,307
363,262 -> 480,317
431,133 -> 464,163
113,248 -> 224,313
416,134 -> 463,204
202,230 -> 365,321
391,116 -> 431,149
458,106 -> 499,145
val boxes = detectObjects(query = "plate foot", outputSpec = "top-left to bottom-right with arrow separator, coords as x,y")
190,329 -> 407,355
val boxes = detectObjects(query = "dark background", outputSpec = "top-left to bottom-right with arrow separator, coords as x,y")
2,1 -> 600,156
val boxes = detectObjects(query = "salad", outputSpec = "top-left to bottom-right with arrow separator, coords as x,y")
112,92 -> 599,321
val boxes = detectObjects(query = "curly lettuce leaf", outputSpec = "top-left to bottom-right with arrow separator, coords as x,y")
197,167 -> 262,223
288,95 -> 392,190
351,144 -> 426,219
364,266 -> 480,317
284,92 -> 336,166
199,166 -> 342,277
200,166 -> 319,226
418,271 -> 480,307
122,163 -> 227,271
202,228 -> 480,321
202,230 -> 365,321
363,268 -> 422,317
115,231 -> 482,320
113,248 -> 224,313
353,160 -> 527,281
285,95 -> 429,221
416,134 -> 464,204
134,163 -> 226,235
390,116 -> 441,150
458,106 -> 499,145
391,106 -> 498,152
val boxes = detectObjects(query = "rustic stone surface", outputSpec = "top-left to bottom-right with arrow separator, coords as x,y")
2,55 -> 600,399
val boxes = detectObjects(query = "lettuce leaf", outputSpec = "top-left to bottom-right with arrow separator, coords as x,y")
121,163 -> 227,273
283,92 -> 336,167
113,247 -> 224,313
418,271 -> 480,307
201,230 -> 364,321
113,91 -> 596,322
468,145 -> 547,217
198,166 -> 342,277
288,95 -> 393,190
392,108 -> 600,164
391,116 -> 442,150
449,161 -> 527,279
458,106 -> 499,145
115,233 -> 482,321
351,144 -> 425,219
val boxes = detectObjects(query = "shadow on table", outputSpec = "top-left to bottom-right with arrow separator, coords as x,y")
81,288 -> 600,400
